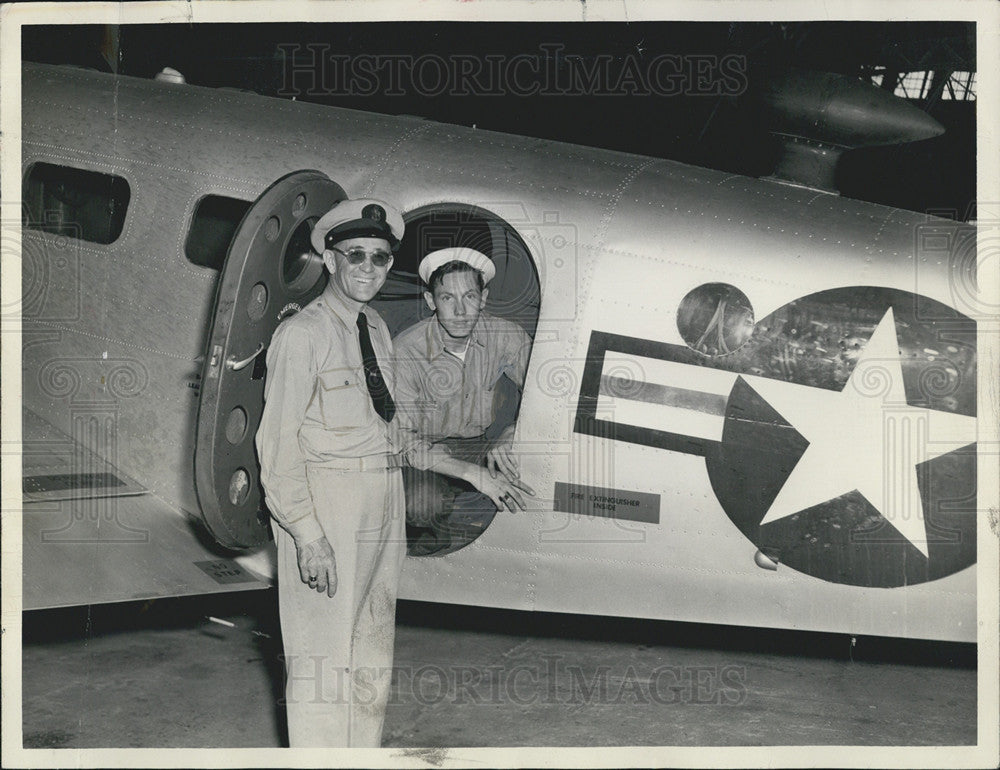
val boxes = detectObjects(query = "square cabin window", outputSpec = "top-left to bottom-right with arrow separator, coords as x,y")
185,195 -> 252,270
23,162 -> 130,244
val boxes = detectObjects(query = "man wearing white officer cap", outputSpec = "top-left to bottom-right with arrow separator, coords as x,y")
308,197 -> 405,255
393,246 -> 535,555
257,197 -> 415,747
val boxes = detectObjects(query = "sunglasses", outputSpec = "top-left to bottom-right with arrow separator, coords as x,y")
329,246 -> 393,268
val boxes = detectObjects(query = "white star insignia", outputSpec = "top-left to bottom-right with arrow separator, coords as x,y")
746,308 -> 977,558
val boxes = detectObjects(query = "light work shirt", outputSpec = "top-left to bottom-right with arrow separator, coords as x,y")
256,279 -> 429,544
392,312 -> 531,443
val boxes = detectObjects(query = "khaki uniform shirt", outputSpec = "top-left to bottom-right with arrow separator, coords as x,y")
392,312 -> 531,442
256,280 -> 428,544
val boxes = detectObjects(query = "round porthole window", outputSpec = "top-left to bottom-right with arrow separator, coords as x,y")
677,283 -> 755,356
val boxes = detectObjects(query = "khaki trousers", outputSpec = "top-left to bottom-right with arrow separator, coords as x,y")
274,464 -> 405,747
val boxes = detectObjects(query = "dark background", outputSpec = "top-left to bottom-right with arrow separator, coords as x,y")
23,21 -> 976,219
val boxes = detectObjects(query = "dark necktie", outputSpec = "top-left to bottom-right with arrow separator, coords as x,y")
356,312 -> 395,423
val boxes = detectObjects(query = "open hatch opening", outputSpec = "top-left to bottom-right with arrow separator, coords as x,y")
369,204 -> 540,557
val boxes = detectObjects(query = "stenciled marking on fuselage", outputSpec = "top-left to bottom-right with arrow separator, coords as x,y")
553,482 -> 661,524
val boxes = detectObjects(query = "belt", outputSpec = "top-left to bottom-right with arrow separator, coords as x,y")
310,453 -> 405,472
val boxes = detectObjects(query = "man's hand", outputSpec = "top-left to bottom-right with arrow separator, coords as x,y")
477,473 -> 535,513
486,426 -> 519,482
295,535 -> 338,597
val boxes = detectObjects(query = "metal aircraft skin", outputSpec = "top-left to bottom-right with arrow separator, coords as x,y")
20,62 -> 979,642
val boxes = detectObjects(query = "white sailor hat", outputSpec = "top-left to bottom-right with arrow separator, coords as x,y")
310,198 -> 405,254
418,247 -> 496,286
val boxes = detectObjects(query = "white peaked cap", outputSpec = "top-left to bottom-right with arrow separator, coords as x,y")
310,198 -> 404,254
418,247 -> 496,286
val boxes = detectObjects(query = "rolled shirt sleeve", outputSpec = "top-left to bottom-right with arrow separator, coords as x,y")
256,322 -> 326,545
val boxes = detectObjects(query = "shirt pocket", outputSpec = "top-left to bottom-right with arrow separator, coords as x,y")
316,368 -> 370,431
425,358 -> 462,400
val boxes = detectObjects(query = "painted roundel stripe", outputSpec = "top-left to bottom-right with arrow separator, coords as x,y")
574,287 -> 977,588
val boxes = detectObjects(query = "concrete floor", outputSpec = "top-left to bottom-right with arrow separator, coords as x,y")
21,589 -> 976,749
